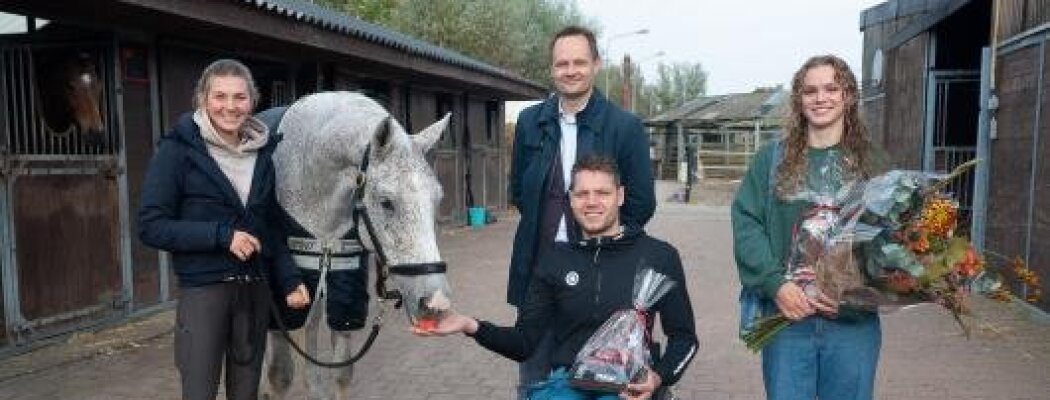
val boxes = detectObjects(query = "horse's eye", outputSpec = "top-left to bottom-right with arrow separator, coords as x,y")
380,199 -> 395,212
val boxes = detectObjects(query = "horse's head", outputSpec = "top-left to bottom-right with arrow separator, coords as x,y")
362,113 -> 452,325
64,53 -> 105,139
271,91 -> 453,328
35,50 -> 105,143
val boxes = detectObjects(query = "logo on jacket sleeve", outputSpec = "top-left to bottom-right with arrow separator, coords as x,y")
565,271 -> 580,286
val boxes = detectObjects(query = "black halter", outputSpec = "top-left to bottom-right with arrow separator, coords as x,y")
353,144 -> 448,305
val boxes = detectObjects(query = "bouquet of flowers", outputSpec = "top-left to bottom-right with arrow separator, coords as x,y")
569,268 -> 675,392
743,160 -> 1042,352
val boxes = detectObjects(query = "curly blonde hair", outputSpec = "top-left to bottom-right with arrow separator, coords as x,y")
775,54 -> 875,199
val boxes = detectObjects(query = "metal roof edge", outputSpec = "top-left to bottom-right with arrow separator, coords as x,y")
860,0 -> 962,30
240,0 -> 545,93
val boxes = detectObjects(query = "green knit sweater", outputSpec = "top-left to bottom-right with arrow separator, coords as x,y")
731,142 -> 847,299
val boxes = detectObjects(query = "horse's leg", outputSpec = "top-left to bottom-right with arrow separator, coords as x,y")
331,329 -> 355,399
262,330 -> 296,400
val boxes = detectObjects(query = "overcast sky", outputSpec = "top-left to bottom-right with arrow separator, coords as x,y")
575,0 -> 885,94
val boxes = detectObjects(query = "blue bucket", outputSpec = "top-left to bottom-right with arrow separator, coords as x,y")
468,207 -> 486,228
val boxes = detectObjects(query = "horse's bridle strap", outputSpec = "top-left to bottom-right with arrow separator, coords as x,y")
388,262 -> 447,276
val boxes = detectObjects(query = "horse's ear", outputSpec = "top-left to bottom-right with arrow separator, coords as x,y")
413,113 -> 450,153
370,116 -> 394,159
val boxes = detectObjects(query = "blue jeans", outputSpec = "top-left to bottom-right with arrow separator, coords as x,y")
762,315 -> 881,400
527,368 -> 621,400
518,331 -> 555,399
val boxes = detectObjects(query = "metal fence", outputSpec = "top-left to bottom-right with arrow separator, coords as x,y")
652,127 -> 781,181
694,128 -> 780,178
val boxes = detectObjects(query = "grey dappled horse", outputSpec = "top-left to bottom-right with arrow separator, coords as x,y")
260,92 -> 451,399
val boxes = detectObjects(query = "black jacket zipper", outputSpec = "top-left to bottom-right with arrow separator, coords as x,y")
592,238 -> 603,321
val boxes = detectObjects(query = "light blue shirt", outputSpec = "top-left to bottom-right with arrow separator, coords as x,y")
555,95 -> 589,242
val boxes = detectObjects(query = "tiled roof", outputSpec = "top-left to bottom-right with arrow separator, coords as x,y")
647,96 -> 725,124
646,89 -> 787,127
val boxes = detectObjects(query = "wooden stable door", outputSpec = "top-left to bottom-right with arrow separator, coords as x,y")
1,43 -> 127,345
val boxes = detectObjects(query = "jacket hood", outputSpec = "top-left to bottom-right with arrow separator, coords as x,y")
167,112 -> 273,154
193,109 -> 269,154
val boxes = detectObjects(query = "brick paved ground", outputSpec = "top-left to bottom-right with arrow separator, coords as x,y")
1,180 -> 1048,399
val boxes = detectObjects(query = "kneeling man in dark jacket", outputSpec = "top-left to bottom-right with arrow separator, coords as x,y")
418,154 -> 697,400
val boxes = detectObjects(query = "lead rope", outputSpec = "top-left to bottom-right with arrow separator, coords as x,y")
267,164 -> 393,368
266,244 -> 390,368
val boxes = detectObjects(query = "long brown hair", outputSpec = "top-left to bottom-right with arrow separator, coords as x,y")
775,54 -> 875,199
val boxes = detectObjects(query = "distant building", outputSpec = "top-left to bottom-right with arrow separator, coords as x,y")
645,87 -> 787,180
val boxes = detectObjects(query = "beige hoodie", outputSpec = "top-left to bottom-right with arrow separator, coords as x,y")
193,109 -> 269,206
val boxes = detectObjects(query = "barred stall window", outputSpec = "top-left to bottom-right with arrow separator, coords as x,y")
1,44 -> 117,158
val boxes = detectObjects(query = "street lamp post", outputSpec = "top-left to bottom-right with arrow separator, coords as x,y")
603,28 -> 649,94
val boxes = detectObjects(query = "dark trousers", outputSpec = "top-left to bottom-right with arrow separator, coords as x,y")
175,281 -> 270,400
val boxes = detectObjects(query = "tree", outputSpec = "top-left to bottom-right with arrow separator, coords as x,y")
650,62 -> 708,114
311,0 -> 596,84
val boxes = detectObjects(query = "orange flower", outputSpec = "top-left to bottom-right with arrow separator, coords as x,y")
920,197 -> 957,238
954,247 -> 985,278
900,223 -> 930,253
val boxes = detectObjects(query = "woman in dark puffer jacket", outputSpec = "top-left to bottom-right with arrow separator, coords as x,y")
138,59 -> 309,400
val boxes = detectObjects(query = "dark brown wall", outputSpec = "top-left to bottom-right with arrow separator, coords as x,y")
14,175 -> 121,321
447,93 -> 467,223
1027,43 -> 1050,312
987,45 -> 1048,310
861,96 -> 886,153
997,0 -> 1050,41
409,89 -> 438,134
410,88 -> 462,223
466,98 -> 487,208
861,9 -> 925,87
881,33 -> 928,169
120,43 -> 161,307
158,44 -> 211,129
860,5 -> 933,156
487,101 -> 506,210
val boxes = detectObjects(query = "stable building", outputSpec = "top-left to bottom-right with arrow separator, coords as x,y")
0,0 -> 544,350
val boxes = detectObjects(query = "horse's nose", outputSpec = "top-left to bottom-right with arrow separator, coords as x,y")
421,289 -> 451,313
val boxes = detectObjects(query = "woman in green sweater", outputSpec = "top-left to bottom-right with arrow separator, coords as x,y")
731,55 -> 883,400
